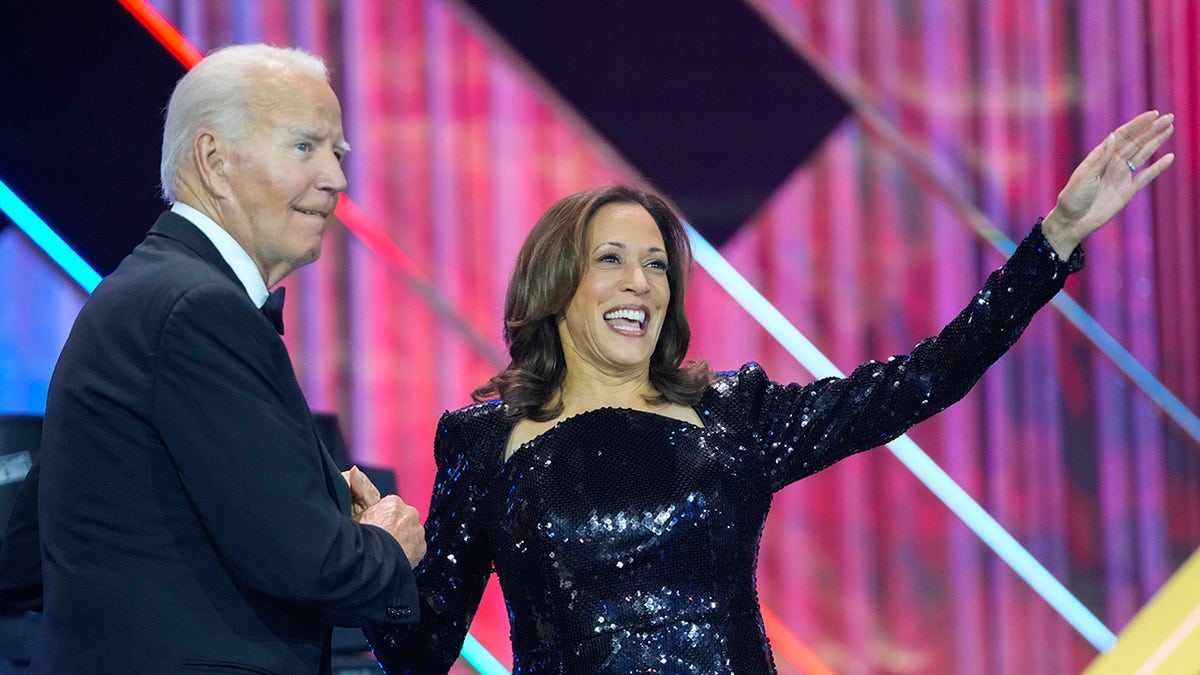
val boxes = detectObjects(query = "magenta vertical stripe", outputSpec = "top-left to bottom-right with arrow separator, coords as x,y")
1079,1 -> 1140,631
976,1 -> 1018,669
936,191 -> 989,675
1115,0 -> 1171,606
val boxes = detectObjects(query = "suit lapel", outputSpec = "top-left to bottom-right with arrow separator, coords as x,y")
150,210 -> 352,515
146,210 -> 243,290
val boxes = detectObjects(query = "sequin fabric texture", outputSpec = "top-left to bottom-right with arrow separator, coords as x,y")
368,224 -> 1082,674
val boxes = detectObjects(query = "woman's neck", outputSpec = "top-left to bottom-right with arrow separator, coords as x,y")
556,369 -> 658,416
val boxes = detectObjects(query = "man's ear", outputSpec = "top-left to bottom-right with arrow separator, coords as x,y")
193,130 -> 233,199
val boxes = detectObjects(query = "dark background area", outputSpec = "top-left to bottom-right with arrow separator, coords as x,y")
0,0 -> 184,276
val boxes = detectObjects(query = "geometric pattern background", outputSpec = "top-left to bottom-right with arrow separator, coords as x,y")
459,0 -> 850,246
2,1 -> 1198,673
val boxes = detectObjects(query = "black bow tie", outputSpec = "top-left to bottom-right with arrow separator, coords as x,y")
261,287 -> 286,335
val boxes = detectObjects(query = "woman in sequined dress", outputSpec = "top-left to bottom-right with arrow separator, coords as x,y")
367,112 -> 1174,674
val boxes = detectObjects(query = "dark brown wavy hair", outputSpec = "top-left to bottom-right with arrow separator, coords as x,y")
473,185 -> 712,420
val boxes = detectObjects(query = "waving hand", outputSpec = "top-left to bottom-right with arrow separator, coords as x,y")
1042,111 -> 1175,257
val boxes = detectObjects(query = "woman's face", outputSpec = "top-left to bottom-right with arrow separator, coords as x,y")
558,202 -> 671,380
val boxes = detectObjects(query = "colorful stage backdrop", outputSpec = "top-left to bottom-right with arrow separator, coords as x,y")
1,1 -> 1197,673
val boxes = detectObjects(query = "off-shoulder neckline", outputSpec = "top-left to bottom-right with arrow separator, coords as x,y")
502,406 -> 706,465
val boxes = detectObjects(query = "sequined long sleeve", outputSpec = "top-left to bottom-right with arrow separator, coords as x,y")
366,407 -> 501,674
704,222 -> 1083,492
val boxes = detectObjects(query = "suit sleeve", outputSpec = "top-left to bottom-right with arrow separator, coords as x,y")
150,281 -> 417,625
366,411 -> 495,674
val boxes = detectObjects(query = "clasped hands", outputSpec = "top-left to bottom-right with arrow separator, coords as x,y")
343,466 -> 427,568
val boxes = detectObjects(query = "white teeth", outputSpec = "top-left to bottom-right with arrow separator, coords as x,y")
604,308 -> 646,325
298,208 -> 325,217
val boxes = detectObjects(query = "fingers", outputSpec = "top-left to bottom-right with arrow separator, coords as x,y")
1115,112 -> 1174,194
1081,111 -> 1155,170
1070,110 -> 1168,184
1134,152 -> 1176,192
1128,113 -> 1175,170
1113,111 -> 1172,167
1111,110 -> 1163,150
343,466 -> 382,521
347,466 -> 381,505
359,495 -> 427,568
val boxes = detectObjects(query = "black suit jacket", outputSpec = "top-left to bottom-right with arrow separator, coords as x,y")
0,211 -> 418,673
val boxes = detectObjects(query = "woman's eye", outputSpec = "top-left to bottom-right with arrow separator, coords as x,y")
646,259 -> 668,270
598,253 -> 621,264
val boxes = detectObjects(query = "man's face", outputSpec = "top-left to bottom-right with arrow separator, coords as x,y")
222,68 -> 348,287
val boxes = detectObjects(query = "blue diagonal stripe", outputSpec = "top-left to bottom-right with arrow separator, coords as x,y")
687,223 -> 1118,651
0,175 -> 102,292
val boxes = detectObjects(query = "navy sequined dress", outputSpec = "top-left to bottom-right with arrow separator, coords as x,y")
368,225 -> 1082,674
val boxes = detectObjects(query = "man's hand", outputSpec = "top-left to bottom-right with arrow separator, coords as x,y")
341,466 -> 381,521
359,495 -> 426,568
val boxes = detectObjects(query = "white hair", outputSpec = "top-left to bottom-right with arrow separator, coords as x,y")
159,43 -> 330,202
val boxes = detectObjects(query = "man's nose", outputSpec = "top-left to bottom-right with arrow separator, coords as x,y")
318,150 -> 348,193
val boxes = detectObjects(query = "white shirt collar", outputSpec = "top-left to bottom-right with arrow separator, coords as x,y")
170,202 -> 270,308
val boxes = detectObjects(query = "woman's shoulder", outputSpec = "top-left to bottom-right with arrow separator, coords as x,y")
694,362 -> 771,416
434,399 -> 512,464
438,399 -> 509,435
441,398 -> 504,421
708,362 -> 770,393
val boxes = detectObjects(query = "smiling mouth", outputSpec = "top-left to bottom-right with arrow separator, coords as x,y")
603,307 -> 647,334
296,207 -> 330,218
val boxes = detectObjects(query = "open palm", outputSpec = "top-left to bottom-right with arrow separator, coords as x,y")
1042,111 -> 1175,257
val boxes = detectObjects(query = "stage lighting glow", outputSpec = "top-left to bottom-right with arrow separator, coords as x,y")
989,231 -> 1200,449
760,605 -> 835,675
116,0 -> 202,67
687,223 -> 1118,652
461,633 -> 512,675
1050,292 -> 1200,446
0,175 -> 102,293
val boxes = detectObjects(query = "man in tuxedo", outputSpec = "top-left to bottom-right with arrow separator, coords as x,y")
0,43 -> 425,673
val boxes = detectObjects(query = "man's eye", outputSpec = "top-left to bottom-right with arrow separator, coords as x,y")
295,142 -> 311,152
